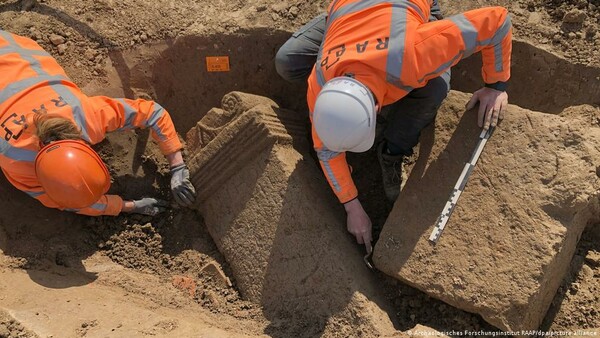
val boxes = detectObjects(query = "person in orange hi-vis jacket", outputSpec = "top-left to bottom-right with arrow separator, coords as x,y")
0,30 -> 196,216
275,0 -> 512,252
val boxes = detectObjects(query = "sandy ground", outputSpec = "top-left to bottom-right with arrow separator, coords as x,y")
0,0 -> 599,337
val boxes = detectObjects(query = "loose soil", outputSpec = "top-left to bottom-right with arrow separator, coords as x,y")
0,0 -> 598,337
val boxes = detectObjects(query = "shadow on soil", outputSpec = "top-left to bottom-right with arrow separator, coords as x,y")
0,173 -> 97,288
540,222 -> 600,330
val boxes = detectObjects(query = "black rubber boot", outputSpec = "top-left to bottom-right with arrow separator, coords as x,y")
377,142 -> 404,202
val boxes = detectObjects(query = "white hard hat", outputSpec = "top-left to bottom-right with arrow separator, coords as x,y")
313,76 -> 376,153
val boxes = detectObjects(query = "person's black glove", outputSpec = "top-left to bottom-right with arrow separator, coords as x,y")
131,198 -> 168,216
170,164 -> 196,207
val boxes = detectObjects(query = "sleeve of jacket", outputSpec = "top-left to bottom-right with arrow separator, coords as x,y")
312,128 -> 358,204
413,6 -> 512,91
86,96 -> 183,155
307,84 -> 358,204
33,189 -> 123,216
2,168 -> 123,216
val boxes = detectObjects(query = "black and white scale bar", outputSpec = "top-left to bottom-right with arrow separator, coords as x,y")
428,126 -> 495,244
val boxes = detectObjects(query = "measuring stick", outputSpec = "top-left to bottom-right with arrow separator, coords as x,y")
428,126 -> 495,244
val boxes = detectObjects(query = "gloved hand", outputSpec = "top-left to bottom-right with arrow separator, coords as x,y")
170,163 -> 196,207
131,198 -> 168,216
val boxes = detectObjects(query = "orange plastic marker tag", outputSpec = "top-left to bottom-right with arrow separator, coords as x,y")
206,56 -> 230,72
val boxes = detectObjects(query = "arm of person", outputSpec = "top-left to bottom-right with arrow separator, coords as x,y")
3,168 -> 125,216
15,174 -> 169,216
32,190 -> 124,216
86,96 -> 183,155
312,127 -> 372,249
413,6 -> 512,129
38,193 -> 166,217
31,188 -> 164,216
307,80 -> 372,248
316,147 -> 357,204
85,96 -> 196,206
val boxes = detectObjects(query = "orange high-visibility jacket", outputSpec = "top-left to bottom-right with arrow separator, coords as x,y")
0,31 -> 182,216
307,0 -> 512,203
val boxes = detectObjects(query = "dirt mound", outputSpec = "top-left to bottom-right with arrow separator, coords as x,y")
0,310 -> 37,338
102,223 -> 164,272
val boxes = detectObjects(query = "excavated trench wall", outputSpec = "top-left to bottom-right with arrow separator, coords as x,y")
451,41 -> 600,113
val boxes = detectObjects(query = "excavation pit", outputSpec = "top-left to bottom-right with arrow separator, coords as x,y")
0,24 -> 599,337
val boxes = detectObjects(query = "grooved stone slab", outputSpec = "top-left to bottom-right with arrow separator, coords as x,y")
374,91 -> 600,332
186,92 -> 396,336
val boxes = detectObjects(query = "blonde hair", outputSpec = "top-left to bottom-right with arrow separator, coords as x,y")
34,114 -> 82,145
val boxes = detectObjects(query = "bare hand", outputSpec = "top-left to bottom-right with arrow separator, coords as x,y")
466,87 -> 508,130
344,199 -> 373,253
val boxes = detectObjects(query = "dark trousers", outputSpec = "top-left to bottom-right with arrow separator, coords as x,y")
275,7 -> 450,156
380,73 -> 450,156
275,14 -> 327,83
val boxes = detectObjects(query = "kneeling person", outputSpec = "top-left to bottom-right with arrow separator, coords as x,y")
0,31 -> 196,216
276,1 -> 512,250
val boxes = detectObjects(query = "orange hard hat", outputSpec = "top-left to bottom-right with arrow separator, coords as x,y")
35,140 -> 111,209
